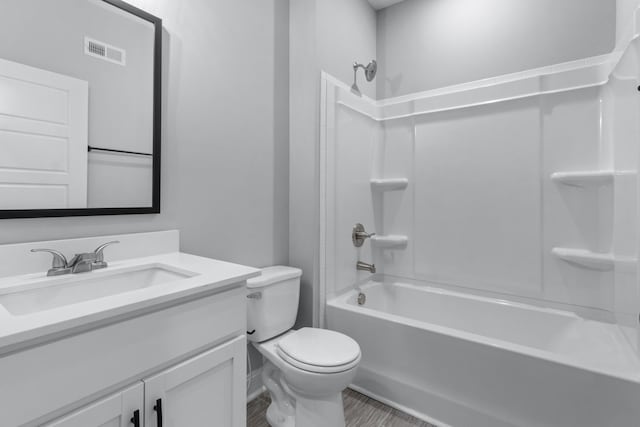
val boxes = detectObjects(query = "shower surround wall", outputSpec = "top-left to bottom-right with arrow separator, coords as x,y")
320,7 -> 640,425
321,52 -> 640,326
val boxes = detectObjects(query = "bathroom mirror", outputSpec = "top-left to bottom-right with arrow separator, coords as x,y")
0,0 -> 161,218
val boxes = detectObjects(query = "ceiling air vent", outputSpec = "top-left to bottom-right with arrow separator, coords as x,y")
84,37 -> 126,66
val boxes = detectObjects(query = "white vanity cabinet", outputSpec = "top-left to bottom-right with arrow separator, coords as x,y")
43,336 -> 246,427
44,383 -> 144,427
1,285 -> 250,427
143,336 -> 246,427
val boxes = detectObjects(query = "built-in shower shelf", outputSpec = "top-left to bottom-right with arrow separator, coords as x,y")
550,170 -> 636,187
552,248 -> 615,271
370,178 -> 409,192
371,235 -> 408,249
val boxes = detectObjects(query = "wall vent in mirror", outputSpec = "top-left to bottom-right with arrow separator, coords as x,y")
84,37 -> 126,66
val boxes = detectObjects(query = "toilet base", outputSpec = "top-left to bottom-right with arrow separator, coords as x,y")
262,360 -> 347,427
266,401 -> 295,427
289,392 -> 346,427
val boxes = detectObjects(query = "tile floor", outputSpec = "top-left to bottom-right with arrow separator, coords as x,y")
247,388 -> 436,427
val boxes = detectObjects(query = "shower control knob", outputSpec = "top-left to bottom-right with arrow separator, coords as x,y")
352,223 -> 375,247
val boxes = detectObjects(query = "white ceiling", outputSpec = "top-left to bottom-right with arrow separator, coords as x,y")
367,0 -> 406,10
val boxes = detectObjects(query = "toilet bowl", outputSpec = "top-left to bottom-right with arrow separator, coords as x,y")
246,266 -> 361,427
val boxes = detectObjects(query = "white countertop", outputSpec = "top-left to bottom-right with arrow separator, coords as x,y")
0,252 -> 260,353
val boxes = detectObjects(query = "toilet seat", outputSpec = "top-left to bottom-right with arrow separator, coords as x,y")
276,328 -> 361,374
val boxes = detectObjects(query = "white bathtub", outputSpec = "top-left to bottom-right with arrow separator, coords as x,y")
326,279 -> 640,427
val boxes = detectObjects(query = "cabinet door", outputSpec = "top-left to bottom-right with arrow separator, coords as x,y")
44,383 -> 143,427
144,336 -> 246,427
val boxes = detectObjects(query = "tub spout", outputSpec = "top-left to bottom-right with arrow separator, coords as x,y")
356,260 -> 376,273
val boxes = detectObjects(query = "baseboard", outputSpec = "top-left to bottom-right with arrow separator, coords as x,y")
248,385 -> 266,403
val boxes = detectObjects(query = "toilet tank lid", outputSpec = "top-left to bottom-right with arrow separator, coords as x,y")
247,266 -> 302,289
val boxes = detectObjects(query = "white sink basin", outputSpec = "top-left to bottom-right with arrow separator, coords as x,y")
0,264 -> 196,316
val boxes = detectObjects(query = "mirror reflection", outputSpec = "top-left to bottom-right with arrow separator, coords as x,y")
0,0 -> 157,211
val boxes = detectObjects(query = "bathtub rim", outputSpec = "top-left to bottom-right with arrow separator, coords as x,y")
327,279 -> 640,384
345,273 -> 628,323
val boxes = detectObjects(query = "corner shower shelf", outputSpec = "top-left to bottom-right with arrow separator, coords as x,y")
551,247 -> 615,271
550,170 -> 636,187
370,178 -> 409,192
371,235 -> 408,249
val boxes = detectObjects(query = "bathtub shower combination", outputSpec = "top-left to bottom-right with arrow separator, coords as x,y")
319,8 -> 640,427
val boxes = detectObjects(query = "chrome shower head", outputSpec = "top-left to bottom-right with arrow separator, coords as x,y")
353,60 -> 377,81
363,60 -> 377,82
351,59 -> 377,96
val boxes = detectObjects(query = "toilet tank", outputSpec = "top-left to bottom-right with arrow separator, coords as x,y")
246,266 -> 302,342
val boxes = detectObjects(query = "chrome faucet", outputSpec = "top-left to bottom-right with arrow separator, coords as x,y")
67,252 -> 98,274
31,241 -> 120,276
356,260 -> 376,274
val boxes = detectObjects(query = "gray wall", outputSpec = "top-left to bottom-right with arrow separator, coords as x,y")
0,0 -> 290,270
289,0 -> 377,327
377,0 -> 617,98
318,0 -> 378,99
618,0 -> 640,42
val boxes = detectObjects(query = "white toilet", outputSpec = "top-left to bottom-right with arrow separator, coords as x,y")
247,266 -> 361,427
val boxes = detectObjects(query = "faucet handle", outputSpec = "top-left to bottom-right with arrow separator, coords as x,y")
93,241 -> 119,268
31,249 -> 70,276
352,223 -> 376,247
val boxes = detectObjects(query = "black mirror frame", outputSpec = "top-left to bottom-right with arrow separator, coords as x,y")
0,0 -> 162,219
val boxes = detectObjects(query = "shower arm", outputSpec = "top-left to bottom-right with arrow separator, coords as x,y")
352,63 -> 362,87
353,62 -> 367,82
351,60 -> 377,95
352,63 -> 367,94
